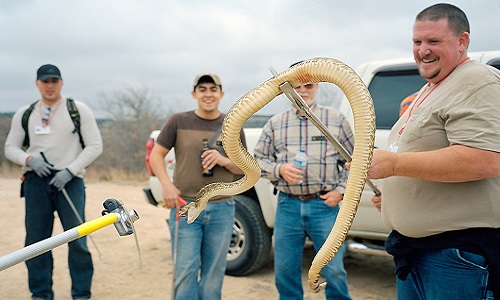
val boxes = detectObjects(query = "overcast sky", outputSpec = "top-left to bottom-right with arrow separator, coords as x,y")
1,0 -> 499,118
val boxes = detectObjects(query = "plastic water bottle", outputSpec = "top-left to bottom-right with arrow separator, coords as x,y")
293,149 -> 308,184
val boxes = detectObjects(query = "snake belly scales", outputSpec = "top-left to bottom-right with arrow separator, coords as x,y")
179,57 -> 376,292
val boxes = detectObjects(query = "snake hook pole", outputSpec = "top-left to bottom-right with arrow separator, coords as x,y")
0,198 -> 140,272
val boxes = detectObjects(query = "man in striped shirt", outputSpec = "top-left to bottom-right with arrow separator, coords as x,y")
254,77 -> 354,300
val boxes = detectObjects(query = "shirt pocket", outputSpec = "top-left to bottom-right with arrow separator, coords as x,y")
401,106 -> 433,144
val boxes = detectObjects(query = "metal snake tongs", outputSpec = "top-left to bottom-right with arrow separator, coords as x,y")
269,67 -> 381,196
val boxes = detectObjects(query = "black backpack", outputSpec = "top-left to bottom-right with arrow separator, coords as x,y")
21,98 -> 85,148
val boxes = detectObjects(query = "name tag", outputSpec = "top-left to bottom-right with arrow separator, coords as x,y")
312,136 -> 326,141
388,142 -> 399,153
35,126 -> 51,134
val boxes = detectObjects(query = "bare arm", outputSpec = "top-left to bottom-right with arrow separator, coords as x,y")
149,144 -> 180,209
369,145 -> 500,182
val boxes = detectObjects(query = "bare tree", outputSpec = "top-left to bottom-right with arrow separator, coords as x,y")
98,85 -> 167,121
92,86 -> 173,178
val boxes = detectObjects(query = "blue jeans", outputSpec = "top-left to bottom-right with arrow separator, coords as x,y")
274,192 -> 351,300
397,248 -> 493,299
23,172 -> 93,300
168,199 -> 235,300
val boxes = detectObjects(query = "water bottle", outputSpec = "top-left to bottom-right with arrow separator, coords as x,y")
293,149 -> 308,184
201,138 -> 213,176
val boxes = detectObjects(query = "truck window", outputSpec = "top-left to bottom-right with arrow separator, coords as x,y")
368,68 -> 426,129
488,58 -> 500,70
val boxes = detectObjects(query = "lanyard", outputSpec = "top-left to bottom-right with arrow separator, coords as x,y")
397,57 -> 470,137
39,99 -> 62,126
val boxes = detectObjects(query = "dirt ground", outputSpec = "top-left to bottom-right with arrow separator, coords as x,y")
0,177 -> 396,300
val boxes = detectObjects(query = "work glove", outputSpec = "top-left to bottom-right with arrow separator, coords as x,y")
49,168 -> 74,191
28,156 -> 54,177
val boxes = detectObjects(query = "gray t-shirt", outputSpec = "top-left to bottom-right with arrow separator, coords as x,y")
382,60 -> 500,238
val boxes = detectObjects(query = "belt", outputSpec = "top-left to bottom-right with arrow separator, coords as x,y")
287,191 -> 329,201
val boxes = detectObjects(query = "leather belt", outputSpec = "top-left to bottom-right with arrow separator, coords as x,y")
287,191 -> 329,201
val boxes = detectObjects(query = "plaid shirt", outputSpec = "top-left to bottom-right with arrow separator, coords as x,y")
254,104 -> 354,195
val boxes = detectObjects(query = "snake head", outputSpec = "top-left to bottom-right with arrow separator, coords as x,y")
178,201 -> 207,224
310,281 -> 327,293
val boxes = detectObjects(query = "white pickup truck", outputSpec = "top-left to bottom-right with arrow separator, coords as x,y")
143,51 -> 500,276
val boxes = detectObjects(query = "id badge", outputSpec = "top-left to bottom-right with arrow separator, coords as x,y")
35,125 -> 51,135
388,142 -> 399,153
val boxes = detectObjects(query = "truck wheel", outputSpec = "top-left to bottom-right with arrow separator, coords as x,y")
226,195 -> 272,276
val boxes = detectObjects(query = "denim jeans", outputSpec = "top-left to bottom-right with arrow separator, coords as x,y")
168,199 -> 235,300
274,192 -> 351,300
397,248 -> 493,299
24,172 -> 93,300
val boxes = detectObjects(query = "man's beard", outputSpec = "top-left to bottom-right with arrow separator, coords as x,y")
419,68 -> 440,81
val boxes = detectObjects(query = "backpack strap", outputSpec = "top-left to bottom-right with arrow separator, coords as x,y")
21,100 -> 39,149
66,98 -> 85,148
21,98 -> 85,149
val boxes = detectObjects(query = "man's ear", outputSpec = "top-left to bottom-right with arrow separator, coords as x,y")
459,31 -> 470,52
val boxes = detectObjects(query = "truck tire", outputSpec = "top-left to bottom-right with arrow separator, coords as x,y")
226,195 -> 272,276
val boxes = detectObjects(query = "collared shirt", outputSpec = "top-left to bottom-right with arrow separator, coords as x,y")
254,103 -> 354,195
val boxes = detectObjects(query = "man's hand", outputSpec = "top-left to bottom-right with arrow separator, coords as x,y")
371,194 -> 382,213
161,182 -> 182,209
368,149 -> 397,179
27,156 -> 54,177
279,163 -> 303,184
319,190 -> 343,207
49,169 -> 74,191
346,149 -> 396,180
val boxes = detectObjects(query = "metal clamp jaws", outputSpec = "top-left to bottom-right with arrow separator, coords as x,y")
269,67 -> 381,196
102,198 -> 140,236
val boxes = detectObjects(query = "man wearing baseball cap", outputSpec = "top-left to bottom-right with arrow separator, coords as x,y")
4,64 -> 103,300
36,64 -> 63,81
150,72 -> 246,299
192,72 -> 222,89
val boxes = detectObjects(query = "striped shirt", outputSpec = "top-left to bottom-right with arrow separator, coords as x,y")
254,104 -> 354,195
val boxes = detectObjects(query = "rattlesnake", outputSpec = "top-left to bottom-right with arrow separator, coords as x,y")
180,57 -> 375,292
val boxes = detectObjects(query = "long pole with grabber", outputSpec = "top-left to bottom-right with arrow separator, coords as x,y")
40,152 -> 104,257
171,196 -> 187,300
0,198 -> 139,272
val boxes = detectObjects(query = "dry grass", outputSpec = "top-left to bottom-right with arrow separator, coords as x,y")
0,162 -> 22,179
84,165 -> 149,183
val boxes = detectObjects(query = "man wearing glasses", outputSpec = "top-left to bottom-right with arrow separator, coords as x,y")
4,64 -> 103,300
254,62 -> 354,299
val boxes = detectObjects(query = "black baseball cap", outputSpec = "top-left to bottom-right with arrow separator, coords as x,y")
37,64 -> 62,81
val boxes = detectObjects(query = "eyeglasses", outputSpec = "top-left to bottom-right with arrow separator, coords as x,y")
42,107 -> 51,124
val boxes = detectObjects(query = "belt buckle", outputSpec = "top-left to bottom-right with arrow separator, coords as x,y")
298,194 -> 315,201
